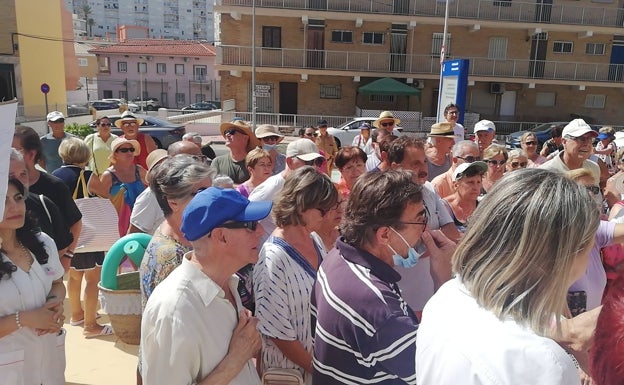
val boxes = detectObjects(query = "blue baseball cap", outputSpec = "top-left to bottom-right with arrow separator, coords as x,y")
181,187 -> 272,241
597,132 -> 612,141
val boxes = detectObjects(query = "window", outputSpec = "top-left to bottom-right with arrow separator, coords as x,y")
320,84 -> 341,99
363,32 -> 384,45
119,90 -> 128,100
157,63 -> 166,74
137,62 -> 147,73
536,92 -> 556,107
585,94 -> 606,109
118,61 -> 127,73
488,37 -> 508,60
193,65 -> 207,81
175,64 -> 184,75
432,33 -> 451,57
369,94 -> 395,103
262,26 -> 281,48
331,31 -> 353,43
103,90 -> 113,98
195,93 -> 206,103
553,41 -> 573,53
78,58 -> 88,67
176,93 -> 185,105
586,43 -> 605,55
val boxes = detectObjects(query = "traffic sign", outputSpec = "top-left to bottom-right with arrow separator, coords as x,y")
40,83 -> 50,94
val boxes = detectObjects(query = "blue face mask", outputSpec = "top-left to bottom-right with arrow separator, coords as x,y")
388,227 -> 425,269
262,144 -> 278,151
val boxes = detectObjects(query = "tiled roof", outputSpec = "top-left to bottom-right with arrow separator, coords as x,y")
88,39 -> 216,57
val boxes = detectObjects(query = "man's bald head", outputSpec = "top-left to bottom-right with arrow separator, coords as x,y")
168,140 -> 202,156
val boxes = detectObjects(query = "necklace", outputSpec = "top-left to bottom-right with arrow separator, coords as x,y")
4,242 -> 34,270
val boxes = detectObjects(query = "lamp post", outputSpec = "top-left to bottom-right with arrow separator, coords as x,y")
436,0 -> 450,121
251,0 -> 257,130
139,57 -> 145,112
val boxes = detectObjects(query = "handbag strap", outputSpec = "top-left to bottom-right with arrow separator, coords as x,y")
72,170 -> 89,199
90,136 -> 100,175
39,194 -> 52,223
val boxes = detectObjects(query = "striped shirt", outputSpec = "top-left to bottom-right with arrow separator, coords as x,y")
311,239 -> 419,385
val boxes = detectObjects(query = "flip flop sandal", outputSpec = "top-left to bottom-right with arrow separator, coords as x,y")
70,313 -> 102,326
84,324 -> 114,339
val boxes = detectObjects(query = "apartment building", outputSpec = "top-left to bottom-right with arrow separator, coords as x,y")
89,39 -> 218,108
65,0 -> 215,42
215,0 -> 624,124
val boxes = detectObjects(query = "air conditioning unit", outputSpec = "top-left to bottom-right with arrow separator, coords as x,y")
183,57 -> 189,62
145,56 -> 153,61
414,80 -> 425,89
490,82 -> 505,94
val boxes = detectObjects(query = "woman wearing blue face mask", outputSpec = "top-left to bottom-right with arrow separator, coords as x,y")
255,124 -> 286,175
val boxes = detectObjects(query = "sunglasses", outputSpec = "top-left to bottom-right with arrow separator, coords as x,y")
304,132 -> 317,137
261,136 -> 280,142
381,122 -> 395,127
224,129 -> 241,136
304,158 -> 325,167
524,141 -> 537,146
510,161 -> 528,168
485,159 -> 506,166
99,123 -> 112,127
586,185 -> 601,195
51,119 -> 65,123
116,147 -> 135,153
457,155 -> 481,163
122,122 -> 138,127
216,221 -> 258,231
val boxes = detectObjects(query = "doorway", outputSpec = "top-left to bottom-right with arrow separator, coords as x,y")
529,32 -> 548,78
500,90 -> 516,117
306,23 -> 325,69
609,35 -> 624,82
279,82 -> 298,116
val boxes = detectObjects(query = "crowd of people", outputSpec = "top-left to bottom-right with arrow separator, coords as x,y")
0,108 -> 623,385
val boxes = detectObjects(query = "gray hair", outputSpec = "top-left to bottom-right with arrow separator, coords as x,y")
452,140 -> 478,157
150,154 -> 215,217
212,175 -> 235,189
507,148 -> 527,160
453,169 -> 599,336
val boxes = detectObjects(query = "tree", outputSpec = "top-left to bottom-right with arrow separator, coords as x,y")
81,3 -> 93,37
87,18 -> 95,38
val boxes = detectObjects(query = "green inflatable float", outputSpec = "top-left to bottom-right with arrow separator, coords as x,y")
100,233 -> 152,290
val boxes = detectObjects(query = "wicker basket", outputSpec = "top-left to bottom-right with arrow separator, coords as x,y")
98,271 -> 142,345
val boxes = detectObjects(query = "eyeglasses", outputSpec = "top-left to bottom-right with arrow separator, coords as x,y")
216,221 -> 258,231
446,110 -> 459,116
224,129 -> 240,136
397,207 -> 429,229
510,161 -> 528,168
524,141 -> 537,146
303,157 -> 324,167
99,123 -> 111,127
122,122 -> 138,127
569,135 -> 594,144
586,185 -> 601,195
457,155 -> 481,163
192,155 -> 209,164
116,147 -> 135,153
261,136 -> 280,142
381,122 -> 395,127
51,119 -> 65,123
485,159 -> 506,166
317,200 -> 345,216
304,132 -> 317,138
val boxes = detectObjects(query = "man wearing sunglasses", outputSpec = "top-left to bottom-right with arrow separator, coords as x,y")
249,139 -> 324,237
432,140 -> 480,199
40,111 -> 76,173
211,119 -> 260,185
141,187 -> 272,385
540,119 -> 600,183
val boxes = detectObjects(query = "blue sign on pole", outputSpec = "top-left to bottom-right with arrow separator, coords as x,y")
436,59 -> 469,124
40,83 -> 50,94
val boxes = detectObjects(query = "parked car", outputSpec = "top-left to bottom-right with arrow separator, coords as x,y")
67,104 -> 90,116
101,98 -> 140,112
506,121 -> 600,149
90,100 -> 120,111
132,97 -> 161,111
327,117 -> 403,148
180,101 -> 220,111
89,114 -> 185,149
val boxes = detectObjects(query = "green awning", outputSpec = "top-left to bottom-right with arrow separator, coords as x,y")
358,77 -> 421,96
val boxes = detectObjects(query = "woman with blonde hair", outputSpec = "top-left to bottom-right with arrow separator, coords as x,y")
520,132 -> 546,167
254,166 -> 338,384
237,148 -> 273,198
481,144 -> 507,194
417,169 -> 600,384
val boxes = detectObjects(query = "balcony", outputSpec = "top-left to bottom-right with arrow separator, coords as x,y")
219,0 -> 624,28
218,45 -> 624,83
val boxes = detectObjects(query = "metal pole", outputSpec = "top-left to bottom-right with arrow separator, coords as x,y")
251,0 -> 257,130
140,59 -> 144,112
436,0 -> 450,121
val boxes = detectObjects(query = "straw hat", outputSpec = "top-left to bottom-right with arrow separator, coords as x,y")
428,122 -> 455,138
255,124 -> 284,143
110,137 -> 140,156
373,111 -> 401,129
114,111 -> 144,128
219,120 -> 260,152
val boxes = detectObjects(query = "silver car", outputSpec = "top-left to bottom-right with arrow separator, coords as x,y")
327,117 -> 403,148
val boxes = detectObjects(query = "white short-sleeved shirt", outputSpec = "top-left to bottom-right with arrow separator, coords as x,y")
0,233 -> 65,385
129,188 -> 164,235
395,182 -> 454,312
417,278 -> 580,385
453,122 -> 465,143
141,256 -> 260,385
539,152 -> 600,182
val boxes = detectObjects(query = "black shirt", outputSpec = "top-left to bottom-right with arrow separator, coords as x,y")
30,171 -> 82,227
25,193 -> 73,251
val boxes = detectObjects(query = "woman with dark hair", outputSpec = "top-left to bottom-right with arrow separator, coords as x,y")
254,166 -> 338,384
334,146 -> 367,197
540,124 -> 565,159
84,116 -> 118,176
0,178 -> 66,384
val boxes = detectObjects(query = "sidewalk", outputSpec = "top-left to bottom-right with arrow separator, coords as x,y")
63,279 -> 138,385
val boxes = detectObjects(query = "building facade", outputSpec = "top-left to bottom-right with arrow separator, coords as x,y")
215,0 -> 624,125
90,39 -> 218,108
65,0 -> 215,42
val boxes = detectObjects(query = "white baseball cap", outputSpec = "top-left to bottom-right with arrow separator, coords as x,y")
47,111 -> 65,122
562,119 -> 597,138
453,161 -> 488,181
286,139 -> 323,161
474,120 -> 495,133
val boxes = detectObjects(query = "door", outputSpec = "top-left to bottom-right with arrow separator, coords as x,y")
609,36 -> 624,81
279,82 -> 298,123
535,0 -> 552,22
306,26 -> 325,69
390,25 -> 407,72
0,64 -> 16,102
529,32 -> 547,78
500,91 -> 516,117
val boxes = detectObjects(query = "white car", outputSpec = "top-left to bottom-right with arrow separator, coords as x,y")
101,98 -> 140,112
327,117 -> 403,148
